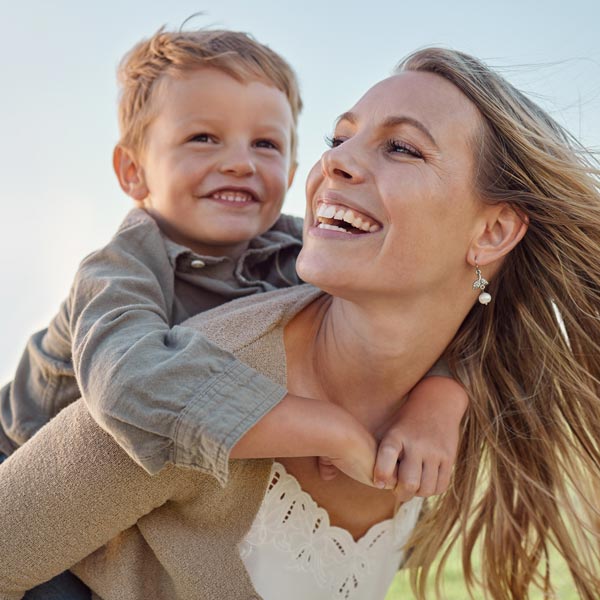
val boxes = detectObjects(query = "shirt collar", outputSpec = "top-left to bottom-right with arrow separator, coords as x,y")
162,226 -> 302,272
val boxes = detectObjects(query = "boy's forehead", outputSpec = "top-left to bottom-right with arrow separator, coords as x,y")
157,68 -> 289,114
148,68 -> 292,124
139,67 -> 297,159
157,67 -> 282,103
143,68 -> 295,149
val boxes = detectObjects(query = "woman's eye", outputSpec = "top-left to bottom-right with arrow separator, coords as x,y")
386,139 -> 422,158
324,135 -> 345,148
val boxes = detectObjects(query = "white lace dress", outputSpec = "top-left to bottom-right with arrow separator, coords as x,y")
239,462 -> 423,600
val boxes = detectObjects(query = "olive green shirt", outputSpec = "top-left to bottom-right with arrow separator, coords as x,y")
0,208 -> 302,485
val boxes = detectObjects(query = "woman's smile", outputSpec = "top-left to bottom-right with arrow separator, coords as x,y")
314,200 -> 382,234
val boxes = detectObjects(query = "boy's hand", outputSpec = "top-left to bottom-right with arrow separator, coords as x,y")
373,376 -> 468,501
317,457 -> 339,481
323,422 -> 378,487
232,393 -> 377,487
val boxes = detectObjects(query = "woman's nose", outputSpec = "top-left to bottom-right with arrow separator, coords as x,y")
320,143 -> 366,183
218,146 -> 256,177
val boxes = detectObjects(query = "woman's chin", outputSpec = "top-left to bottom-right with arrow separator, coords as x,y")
297,252 -> 340,291
296,251 -> 366,298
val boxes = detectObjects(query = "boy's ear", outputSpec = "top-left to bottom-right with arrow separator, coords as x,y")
287,161 -> 298,189
467,202 -> 528,267
113,145 -> 148,202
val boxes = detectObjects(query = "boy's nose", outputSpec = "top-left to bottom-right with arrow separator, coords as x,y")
218,147 -> 256,177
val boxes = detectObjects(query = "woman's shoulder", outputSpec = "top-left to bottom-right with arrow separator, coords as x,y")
182,284 -> 323,355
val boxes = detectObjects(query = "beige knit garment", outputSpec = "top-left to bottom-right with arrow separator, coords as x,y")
0,285 -> 323,600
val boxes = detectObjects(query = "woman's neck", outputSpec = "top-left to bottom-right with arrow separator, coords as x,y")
284,291 -> 469,434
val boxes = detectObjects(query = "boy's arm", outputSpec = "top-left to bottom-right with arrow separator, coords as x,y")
68,211 -> 290,485
231,394 -> 378,486
373,375 -> 468,499
0,300 -> 78,455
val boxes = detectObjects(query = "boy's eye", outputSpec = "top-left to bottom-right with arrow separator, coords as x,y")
254,139 -> 280,151
189,133 -> 217,143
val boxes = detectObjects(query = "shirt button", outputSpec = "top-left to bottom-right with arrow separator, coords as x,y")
190,259 -> 206,269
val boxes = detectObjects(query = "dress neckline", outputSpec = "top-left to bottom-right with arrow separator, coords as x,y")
270,461 -> 410,546
240,461 -> 424,600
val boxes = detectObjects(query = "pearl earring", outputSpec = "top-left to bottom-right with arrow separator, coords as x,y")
472,264 -> 491,305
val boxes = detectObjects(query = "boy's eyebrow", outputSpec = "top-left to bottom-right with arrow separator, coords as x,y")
335,111 -> 438,148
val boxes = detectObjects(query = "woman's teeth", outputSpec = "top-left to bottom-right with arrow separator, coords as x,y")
315,203 -> 381,233
318,223 -> 350,232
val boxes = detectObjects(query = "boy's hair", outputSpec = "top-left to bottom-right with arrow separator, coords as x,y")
117,27 -> 303,159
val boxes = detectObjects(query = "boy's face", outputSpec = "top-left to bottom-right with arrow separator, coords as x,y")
129,68 -> 295,258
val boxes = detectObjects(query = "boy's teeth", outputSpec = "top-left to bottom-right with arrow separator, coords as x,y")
318,223 -> 353,233
315,202 -> 381,232
212,191 -> 253,202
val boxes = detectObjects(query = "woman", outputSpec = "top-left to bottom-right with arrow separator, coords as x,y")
1,48 -> 599,600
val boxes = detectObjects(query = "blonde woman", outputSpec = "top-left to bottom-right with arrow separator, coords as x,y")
1,48 -> 599,600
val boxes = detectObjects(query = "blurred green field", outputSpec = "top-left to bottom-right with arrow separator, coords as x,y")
385,549 -> 579,599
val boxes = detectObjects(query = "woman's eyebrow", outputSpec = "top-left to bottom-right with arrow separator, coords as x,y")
382,116 -> 438,148
335,112 -> 438,149
334,111 -> 357,126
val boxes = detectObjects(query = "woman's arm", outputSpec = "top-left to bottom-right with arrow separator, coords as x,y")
0,400 -> 189,599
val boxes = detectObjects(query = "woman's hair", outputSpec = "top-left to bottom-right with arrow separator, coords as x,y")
397,48 -> 600,599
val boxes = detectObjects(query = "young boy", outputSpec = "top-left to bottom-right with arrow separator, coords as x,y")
0,25 -> 466,583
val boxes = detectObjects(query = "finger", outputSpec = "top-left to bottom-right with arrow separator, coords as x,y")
394,457 -> 422,502
416,460 -> 438,498
317,456 -> 340,481
435,461 -> 452,495
374,440 -> 403,489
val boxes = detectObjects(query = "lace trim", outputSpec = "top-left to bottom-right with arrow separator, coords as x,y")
239,462 -> 421,599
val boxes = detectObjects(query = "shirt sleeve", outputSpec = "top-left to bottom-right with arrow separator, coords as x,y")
0,300 -> 79,455
69,213 -> 286,485
0,400 -> 189,600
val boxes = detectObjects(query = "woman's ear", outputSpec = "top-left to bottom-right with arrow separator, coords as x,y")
113,145 -> 149,202
467,203 -> 528,267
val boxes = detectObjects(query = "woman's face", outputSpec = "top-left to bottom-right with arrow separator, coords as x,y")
297,70 -> 488,303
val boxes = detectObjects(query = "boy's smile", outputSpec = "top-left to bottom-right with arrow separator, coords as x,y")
128,68 -> 296,259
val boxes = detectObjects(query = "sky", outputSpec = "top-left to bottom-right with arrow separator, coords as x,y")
1,0 -> 599,383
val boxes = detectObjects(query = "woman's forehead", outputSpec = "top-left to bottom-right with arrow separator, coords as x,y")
346,70 -> 482,140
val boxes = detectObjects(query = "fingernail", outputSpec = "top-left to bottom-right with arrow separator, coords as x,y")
375,480 -> 386,489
